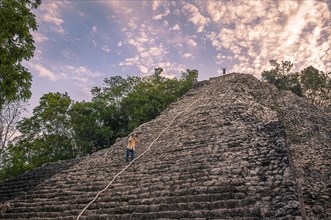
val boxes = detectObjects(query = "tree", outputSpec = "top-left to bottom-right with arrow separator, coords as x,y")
179,69 -> 199,96
70,101 -> 112,155
16,92 -> 74,164
91,76 -> 142,137
0,0 -> 41,110
122,79 -> 163,130
262,60 -> 330,106
0,142 -> 34,180
154,67 -> 163,81
0,101 -> 26,155
300,66 -> 331,105
154,67 -> 163,76
91,76 -> 140,107
121,69 -> 199,130
262,60 -> 303,96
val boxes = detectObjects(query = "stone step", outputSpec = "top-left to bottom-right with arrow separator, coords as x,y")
4,190 -> 253,217
81,207 -> 261,219
96,191 -> 248,205
0,211 -> 63,219
91,199 -> 255,214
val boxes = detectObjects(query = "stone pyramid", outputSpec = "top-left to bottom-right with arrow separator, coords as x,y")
0,73 -> 330,219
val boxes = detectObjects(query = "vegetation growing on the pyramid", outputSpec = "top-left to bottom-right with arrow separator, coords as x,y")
0,69 -> 198,180
262,60 -> 331,106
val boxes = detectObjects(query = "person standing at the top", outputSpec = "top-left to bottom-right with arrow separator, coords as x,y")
222,66 -> 227,75
126,133 -> 138,162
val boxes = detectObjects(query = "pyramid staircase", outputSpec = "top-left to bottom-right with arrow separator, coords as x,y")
1,73 -> 328,219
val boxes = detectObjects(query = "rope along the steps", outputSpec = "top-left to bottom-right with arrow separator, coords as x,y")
77,83 -> 217,219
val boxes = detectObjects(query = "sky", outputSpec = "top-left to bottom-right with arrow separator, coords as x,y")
24,0 -> 331,116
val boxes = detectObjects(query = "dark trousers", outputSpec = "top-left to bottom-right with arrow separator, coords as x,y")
126,148 -> 135,161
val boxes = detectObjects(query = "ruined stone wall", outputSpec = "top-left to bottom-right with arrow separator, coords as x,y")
276,91 -> 331,220
223,74 -> 331,219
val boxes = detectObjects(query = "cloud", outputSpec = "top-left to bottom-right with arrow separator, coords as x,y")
30,63 -> 57,81
149,47 -> 164,56
63,65 -> 104,78
33,32 -> 48,43
60,48 -> 78,60
36,1 -> 67,34
153,14 -> 165,20
182,53 -> 192,58
33,49 -> 43,62
100,1 -> 192,76
102,1 -> 133,15
42,13 -> 63,26
202,0 -> 331,74
91,40 -> 96,48
155,10 -> 171,20
118,20 -> 174,74
75,82 -> 94,98
102,1 -> 330,77
281,1 -> 312,48
71,76 -> 88,83
156,61 -> 187,78
92,26 -> 97,32
60,65 -> 106,98
182,2 -> 210,32
186,37 -> 197,47
151,2 -> 171,20
101,45 -> 111,53
152,1 -> 161,11
163,20 -> 169,27
128,18 -> 138,29
171,24 -> 181,31
138,65 -> 149,74
119,56 -> 139,67
137,34 -> 149,43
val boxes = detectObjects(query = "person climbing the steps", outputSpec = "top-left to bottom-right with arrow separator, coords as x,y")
126,132 -> 138,162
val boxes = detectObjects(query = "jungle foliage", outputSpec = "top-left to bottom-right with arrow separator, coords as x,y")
262,60 -> 330,106
0,0 -> 41,110
0,69 -> 198,180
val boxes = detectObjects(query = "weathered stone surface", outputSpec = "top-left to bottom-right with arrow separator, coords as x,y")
0,73 -> 329,219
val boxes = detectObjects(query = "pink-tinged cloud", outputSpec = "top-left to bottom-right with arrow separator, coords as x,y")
33,32 -> 48,43
30,64 -> 57,81
182,2 -> 210,32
